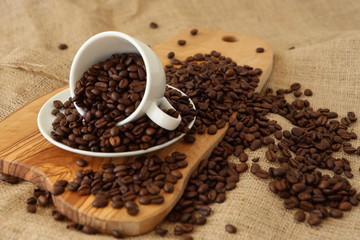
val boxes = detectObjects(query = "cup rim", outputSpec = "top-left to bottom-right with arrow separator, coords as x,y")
69,31 -> 160,124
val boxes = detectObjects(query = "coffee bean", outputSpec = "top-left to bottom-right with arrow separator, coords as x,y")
167,51 -> 175,59
207,125 -> 217,135
290,82 -> 301,91
53,212 -> 66,221
26,204 -> 37,213
76,159 -> 88,167
190,29 -> 198,35
294,210 -> 306,222
58,43 -> 68,50
111,230 -> 124,238
330,208 -> 343,218
304,89 -> 313,96
256,47 -> 264,53
52,185 -> 65,195
38,195 -> 49,207
155,227 -> 168,236
293,91 -> 302,98
0,173 -> 20,184
112,201 -> 123,209
250,163 -> 260,174
339,202 -> 352,211
149,22 -> 158,28
225,224 -> 237,233
236,163 -> 248,173
179,235 -> 193,240
178,40 -> 187,46
54,180 -> 68,187
164,182 -> 174,193
92,198 -> 108,208
125,201 -> 139,216
26,197 -> 37,205
307,216 -> 321,226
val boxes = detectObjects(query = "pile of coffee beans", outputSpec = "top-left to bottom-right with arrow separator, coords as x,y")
54,152 -> 188,216
50,87 -> 195,152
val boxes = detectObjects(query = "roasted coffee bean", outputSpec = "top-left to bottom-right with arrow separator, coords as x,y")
178,40 -> 187,46
207,125 -> 217,135
125,201 -> 139,216
167,51 -> 175,59
53,211 -> 66,221
225,224 -> 237,233
76,159 -> 88,167
92,198 -> 108,208
179,235 -> 193,240
164,182 -> 174,193
250,163 -> 260,174
0,174 -> 20,184
112,201 -> 123,209
155,227 -> 168,236
149,22 -> 158,29
26,204 -> 37,213
190,29 -> 198,35
236,163 -> 248,173
304,89 -> 313,96
54,180 -> 68,187
26,197 -> 37,205
294,209 -> 306,222
52,185 -> 65,195
330,209 -> 343,218
293,91 -> 302,97
58,43 -> 68,50
256,47 -> 264,53
339,202 -> 352,211
307,216 -> 321,226
38,195 -> 49,207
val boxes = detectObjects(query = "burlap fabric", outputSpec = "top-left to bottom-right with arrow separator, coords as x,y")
1,0 -> 360,239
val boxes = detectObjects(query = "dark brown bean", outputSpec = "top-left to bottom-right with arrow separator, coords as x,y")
225,224 -> 237,233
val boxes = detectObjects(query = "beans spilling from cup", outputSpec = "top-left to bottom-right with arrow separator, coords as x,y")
50,84 -> 195,152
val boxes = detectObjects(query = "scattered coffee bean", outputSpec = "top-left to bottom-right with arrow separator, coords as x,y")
307,216 -> 321,226
26,204 -> 37,213
190,29 -> 198,36
288,46 -> 295,50
92,198 -> 108,208
178,40 -> 186,46
179,235 -> 193,240
76,159 -> 88,167
167,51 -> 175,59
225,224 -> 237,233
293,91 -> 302,98
58,43 -> 68,50
149,22 -> 158,29
38,195 -> 49,207
52,185 -> 65,195
155,226 -> 168,236
294,210 -> 306,222
304,89 -> 313,96
26,197 -> 37,205
256,47 -> 264,53
0,173 -> 20,184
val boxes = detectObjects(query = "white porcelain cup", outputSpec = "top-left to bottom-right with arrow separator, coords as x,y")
69,31 -> 181,131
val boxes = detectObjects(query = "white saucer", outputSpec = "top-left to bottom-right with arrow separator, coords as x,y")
37,86 -> 195,158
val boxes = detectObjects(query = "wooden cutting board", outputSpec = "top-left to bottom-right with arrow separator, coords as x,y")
0,28 -> 273,235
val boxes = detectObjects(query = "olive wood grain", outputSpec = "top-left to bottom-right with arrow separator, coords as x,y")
0,28 -> 273,235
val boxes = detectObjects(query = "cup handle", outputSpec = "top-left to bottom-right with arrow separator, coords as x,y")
146,97 -> 182,131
